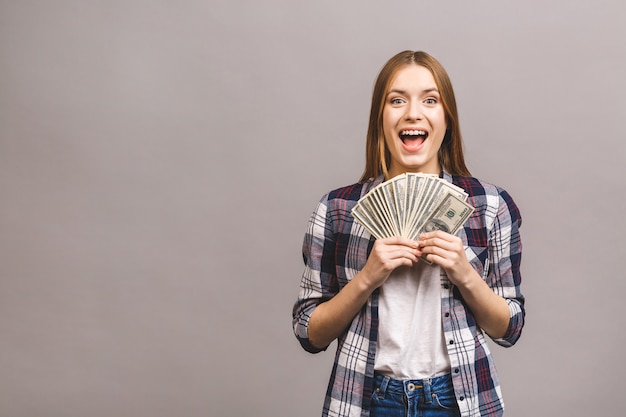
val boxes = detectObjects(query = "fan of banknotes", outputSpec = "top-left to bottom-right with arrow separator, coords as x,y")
351,173 -> 474,242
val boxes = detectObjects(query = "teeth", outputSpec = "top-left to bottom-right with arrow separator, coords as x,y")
401,130 -> 426,136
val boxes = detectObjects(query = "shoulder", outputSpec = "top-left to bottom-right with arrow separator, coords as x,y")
451,175 -> 515,202
326,181 -> 369,201
450,175 -> 521,222
451,175 -> 498,197
320,177 -> 381,206
311,179 -> 381,230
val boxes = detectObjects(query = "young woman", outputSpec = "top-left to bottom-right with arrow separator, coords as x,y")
293,51 -> 525,417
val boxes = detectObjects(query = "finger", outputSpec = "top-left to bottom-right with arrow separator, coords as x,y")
370,253 -> 416,276
372,242 -> 419,256
419,249 -> 452,269
419,235 -> 461,250
420,244 -> 464,267
386,247 -> 419,262
378,236 -> 419,248
419,230 -> 456,243
418,236 -> 450,251
369,246 -> 419,267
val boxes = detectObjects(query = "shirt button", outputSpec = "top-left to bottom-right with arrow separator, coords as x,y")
459,396 -> 465,401
443,284 -> 450,289
444,312 -> 450,317
449,340 -> 454,345
454,368 -> 460,374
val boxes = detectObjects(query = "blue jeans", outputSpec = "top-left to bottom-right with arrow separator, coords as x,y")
370,373 -> 461,417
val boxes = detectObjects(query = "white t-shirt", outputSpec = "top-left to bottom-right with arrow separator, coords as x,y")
374,262 -> 451,379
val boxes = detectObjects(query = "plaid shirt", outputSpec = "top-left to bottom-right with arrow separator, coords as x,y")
293,172 -> 525,417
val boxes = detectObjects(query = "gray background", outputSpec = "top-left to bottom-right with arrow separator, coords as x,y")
1,1 -> 624,416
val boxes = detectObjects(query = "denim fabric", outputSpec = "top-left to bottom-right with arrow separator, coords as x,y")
371,373 -> 461,417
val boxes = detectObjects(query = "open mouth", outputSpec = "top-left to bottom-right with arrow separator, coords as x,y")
399,129 -> 428,149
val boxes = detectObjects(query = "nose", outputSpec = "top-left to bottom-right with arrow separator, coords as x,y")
405,100 -> 422,121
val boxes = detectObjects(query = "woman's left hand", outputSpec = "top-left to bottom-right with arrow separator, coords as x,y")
417,230 -> 473,287
418,230 -> 512,339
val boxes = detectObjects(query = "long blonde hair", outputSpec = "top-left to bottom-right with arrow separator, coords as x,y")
359,51 -> 470,182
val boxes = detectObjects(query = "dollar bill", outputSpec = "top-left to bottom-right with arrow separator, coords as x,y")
416,192 -> 474,264
350,173 -> 474,248
420,192 -> 474,236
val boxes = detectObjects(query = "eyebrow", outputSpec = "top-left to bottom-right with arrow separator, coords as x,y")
386,88 -> 440,96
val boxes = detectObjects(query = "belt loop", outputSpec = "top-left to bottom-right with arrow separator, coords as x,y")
377,375 -> 391,399
422,377 -> 433,404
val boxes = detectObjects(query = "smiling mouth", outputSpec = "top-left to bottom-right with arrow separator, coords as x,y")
400,130 -> 428,148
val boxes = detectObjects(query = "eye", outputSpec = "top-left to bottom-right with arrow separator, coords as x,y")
424,97 -> 438,105
389,97 -> 405,105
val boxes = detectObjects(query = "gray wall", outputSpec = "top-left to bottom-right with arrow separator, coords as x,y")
1,1 -> 624,416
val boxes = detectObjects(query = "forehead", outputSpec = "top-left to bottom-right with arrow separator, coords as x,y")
387,64 -> 437,90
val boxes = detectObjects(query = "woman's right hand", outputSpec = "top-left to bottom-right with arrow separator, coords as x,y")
358,236 -> 420,289
308,236 -> 420,349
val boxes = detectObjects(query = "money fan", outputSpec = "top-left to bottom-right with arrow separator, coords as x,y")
351,173 -> 474,241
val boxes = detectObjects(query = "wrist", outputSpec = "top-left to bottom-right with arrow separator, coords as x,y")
450,262 -> 480,289
354,269 -> 380,294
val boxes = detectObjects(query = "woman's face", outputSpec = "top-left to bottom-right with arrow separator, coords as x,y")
382,64 -> 447,178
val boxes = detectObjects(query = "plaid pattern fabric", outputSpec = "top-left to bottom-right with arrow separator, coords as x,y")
293,172 -> 525,417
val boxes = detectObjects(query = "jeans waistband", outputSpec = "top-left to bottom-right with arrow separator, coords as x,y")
374,372 -> 453,401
